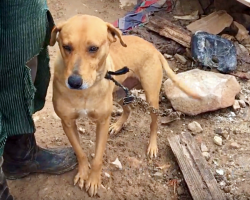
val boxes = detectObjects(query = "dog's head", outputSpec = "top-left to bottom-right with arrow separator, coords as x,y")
50,15 -> 127,90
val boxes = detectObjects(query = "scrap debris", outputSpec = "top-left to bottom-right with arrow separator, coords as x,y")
143,5 -> 250,76
114,0 -> 175,33
191,31 -> 237,73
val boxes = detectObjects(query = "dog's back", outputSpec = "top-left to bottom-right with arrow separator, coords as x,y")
109,35 -> 161,72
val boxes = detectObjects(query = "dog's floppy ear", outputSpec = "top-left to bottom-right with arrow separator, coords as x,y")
106,23 -> 127,47
49,22 -> 65,46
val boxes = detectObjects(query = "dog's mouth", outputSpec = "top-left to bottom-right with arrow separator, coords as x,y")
66,74 -> 91,90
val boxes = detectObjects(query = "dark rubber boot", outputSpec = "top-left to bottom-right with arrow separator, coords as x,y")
2,134 -> 77,180
0,157 -> 13,200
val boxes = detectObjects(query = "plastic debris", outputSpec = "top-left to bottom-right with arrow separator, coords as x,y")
191,31 -> 237,73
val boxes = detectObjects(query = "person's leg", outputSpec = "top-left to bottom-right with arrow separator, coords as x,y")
2,56 -> 77,179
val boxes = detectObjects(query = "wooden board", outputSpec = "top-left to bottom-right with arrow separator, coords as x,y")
186,10 -> 233,35
168,132 -> 226,200
145,16 -> 192,48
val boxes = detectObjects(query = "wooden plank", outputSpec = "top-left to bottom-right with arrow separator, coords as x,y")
186,10 -> 233,35
145,16 -> 192,48
168,132 -> 226,200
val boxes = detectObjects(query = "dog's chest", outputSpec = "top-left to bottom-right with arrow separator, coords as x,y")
78,109 -> 89,118
77,108 -> 101,121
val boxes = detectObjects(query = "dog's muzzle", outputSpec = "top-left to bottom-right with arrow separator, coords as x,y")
67,74 -> 83,89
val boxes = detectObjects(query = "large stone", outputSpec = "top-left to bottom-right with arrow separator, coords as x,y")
164,69 -> 241,115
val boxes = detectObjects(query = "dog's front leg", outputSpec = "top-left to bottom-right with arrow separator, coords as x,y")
61,119 -> 89,189
85,116 -> 110,197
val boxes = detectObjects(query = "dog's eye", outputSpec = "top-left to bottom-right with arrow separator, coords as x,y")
63,45 -> 72,52
88,46 -> 99,53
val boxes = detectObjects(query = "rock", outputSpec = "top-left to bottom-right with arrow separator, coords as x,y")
164,53 -> 173,59
174,53 -> 187,64
79,127 -> 86,134
164,69 -> 241,115
187,121 -> 203,134
111,158 -> 122,170
232,100 -> 240,111
224,186 -> 231,193
104,172 -> 110,178
214,128 -> 223,135
215,128 -> 228,139
201,143 -> 209,152
202,152 -> 210,161
177,187 -> 185,195
229,142 -> 240,149
153,172 -> 163,178
214,136 -> 223,146
233,129 -> 241,134
219,181 -> 226,187
216,169 -> 224,176
238,100 -> 246,108
139,94 -> 146,101
127,179 -> 133,186
221,130 -> 229,139
156,163 -> 171,171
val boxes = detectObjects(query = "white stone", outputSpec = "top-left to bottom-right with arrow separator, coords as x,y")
213,135 -> 223,146
174,54 -> 187,64
229,142 -> 240,149
187,121 -> 203,134
233,100 -> 241,111
79,127 -> 86,134
164,53 -> 173,59
238,100 -> 246,108
202,152 -> 210,161
104,172 -> 110,178
111,158 -> 122,170
216,169 -> 224,176
201,143 -> 209,152
164,69 -> 241,115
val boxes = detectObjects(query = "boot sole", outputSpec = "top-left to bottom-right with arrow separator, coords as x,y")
5,163 -> 78,180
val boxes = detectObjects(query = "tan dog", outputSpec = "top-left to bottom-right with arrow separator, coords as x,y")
49,14 -> 200,196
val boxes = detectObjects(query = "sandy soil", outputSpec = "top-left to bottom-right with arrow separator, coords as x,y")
7,0 -> 250,200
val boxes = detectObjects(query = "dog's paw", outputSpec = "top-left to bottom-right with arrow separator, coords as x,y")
147,142 -> 158,158
85,170 -> 101,197
109,122 -> 123,135
74,165 -> 89,190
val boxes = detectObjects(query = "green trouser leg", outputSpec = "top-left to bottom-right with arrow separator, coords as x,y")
2,56 -> 77,179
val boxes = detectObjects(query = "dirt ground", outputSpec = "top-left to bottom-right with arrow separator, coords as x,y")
7,0 -> 250,200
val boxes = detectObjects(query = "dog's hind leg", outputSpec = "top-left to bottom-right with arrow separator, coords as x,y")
109,100 -> 131,135
140,66 -> 162,158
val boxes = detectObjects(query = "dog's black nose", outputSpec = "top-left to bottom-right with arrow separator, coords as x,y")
68,75 -> 83,89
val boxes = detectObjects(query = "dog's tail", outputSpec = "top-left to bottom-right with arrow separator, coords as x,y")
159,53 -> 201,100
